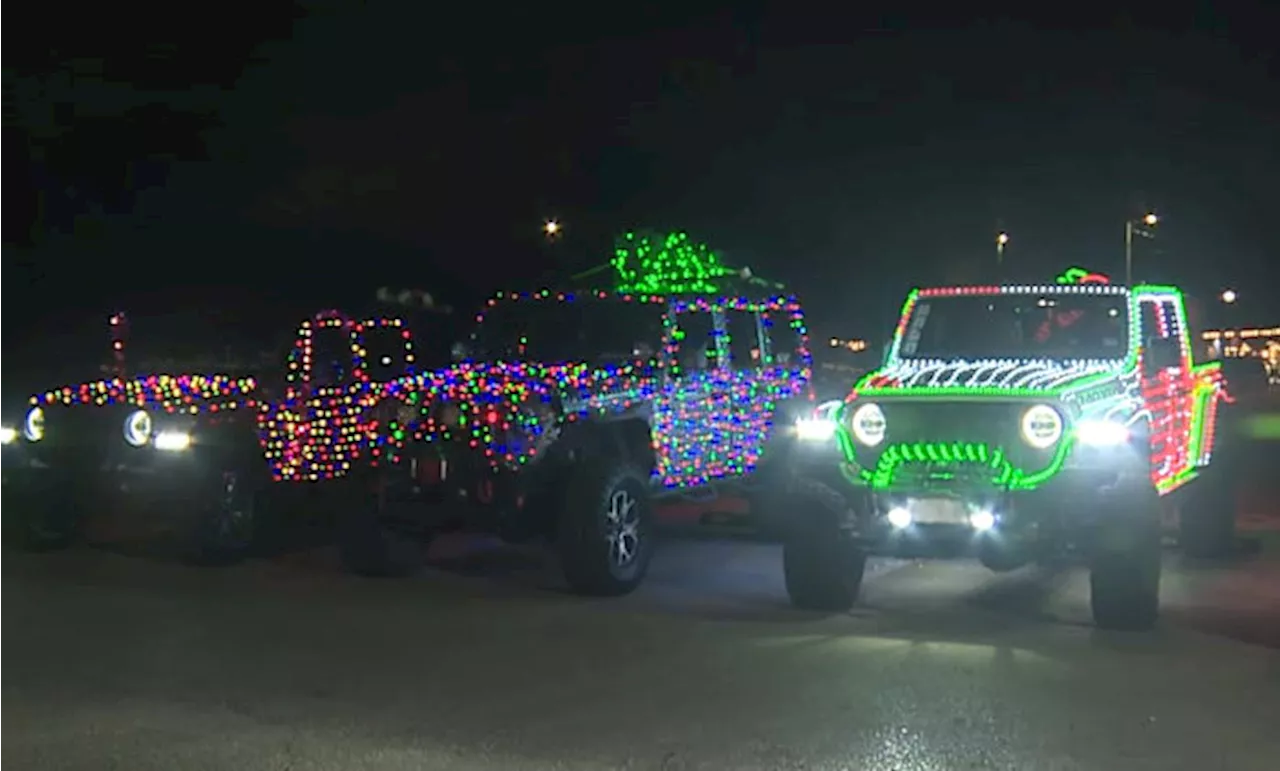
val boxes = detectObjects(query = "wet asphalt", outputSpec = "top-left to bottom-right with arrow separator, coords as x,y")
4,526 -> 1279,771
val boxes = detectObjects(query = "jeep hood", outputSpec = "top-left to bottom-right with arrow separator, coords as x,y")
862,358 -> 1125,392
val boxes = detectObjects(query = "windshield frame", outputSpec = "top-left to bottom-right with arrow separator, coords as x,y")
891,287 -> 1135,364
467,293 -> 671,367
468,294 -> 670,366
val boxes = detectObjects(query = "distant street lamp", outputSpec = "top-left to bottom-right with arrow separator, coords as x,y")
996,232 -> 1009,266
1124,212 -> 1158,286
1221,289 -> 1238,304
543,219 -> 561,239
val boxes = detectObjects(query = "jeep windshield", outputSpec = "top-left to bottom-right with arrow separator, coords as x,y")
122,306 -> 298,375
470,297 -> 666,366
898,293 -> 1130,361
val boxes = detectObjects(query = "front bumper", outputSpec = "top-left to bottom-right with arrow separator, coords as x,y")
794,435 -> 1148,556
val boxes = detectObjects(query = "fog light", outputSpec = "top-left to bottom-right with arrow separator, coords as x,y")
0,426 -> 15,445
886,506 -> 912,529
795,417 -> 835,441
969,509 -> 996,531
154,431 -> 192,451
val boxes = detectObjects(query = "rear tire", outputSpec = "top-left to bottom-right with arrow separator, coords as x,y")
1178,446 -> 1238,559
186,469 -> 262,566
337,471 -> 432,578
5,488 -> 81,552
1089,480 -> 1162,631
558,460 -> 655,597
783,477 -> 868,612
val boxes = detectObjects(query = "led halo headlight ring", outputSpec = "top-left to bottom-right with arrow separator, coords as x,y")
123,409 -> 154,447
1020,404 -> 1063,449
23,406 -> 46,442
850,402 -> 887,447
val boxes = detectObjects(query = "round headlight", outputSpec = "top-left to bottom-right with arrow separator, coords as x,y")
124,410 -> 153,447
23,407 -> 46,442
850,402 -> 887,446
1020,404 -> 1063,449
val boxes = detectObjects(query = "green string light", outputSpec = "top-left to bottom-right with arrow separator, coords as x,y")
611,230 -> 738,294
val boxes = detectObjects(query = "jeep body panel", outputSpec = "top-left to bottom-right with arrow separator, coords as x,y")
366,290 -> 814,513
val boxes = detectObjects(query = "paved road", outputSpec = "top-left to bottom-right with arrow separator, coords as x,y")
5,530 -> 1280,771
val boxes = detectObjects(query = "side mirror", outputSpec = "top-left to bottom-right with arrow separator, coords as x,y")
1143,337 -> 1180,374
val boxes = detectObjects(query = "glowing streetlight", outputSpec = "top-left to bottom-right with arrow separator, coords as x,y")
543,219 -> 561,238
1221,289 -> 1237,304
996,232 -> 1009,265
1124,212 -> 1159,286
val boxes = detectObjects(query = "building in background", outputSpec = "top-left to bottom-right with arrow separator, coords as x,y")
1202,327 -> 1280,384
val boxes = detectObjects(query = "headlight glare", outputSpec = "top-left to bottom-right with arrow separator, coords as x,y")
1020,404 -> 1063,449
153,431 -> 192,451
795,417 -> 836,441
850,402 -> 887,446
1,426 -> 16,444
1075,419 -> 1130,446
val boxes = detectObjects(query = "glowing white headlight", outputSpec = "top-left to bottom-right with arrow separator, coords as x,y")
23,407 -> 45,442
1,426 -> 16,445
795,417 -> 836,441
1020,404 -> 1063,449
850,402 -> 887,446
1075,419 -> 1130,446
969,509 -> 996,531
153,431 -> 192,451
886,506 -> 912,529
123,410 -> 153,447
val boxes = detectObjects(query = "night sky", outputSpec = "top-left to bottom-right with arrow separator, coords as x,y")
5,4 -> 1279,355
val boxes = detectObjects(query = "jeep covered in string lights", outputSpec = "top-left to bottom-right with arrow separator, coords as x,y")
782,269 -> 1236,630
2,291 -> 455,561
344,230 -> 814,595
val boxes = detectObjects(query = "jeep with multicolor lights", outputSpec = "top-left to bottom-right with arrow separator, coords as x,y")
343,230 -> 814,595
781,268 -> 1237,630
2,290 -> 456,562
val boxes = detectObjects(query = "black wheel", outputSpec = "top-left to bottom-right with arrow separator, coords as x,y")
14,502 -> 81,548
743,435 -> 800,540
1178,445 -> 1239,559
187,469 -> 261,566
337,472 -> 432,578
558,460 -> 655,596
4,488 -> 81,552
783,477 -> 868,612
1089,480 -> 1163,631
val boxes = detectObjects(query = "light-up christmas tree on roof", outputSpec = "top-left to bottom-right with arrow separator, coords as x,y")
610,230 -> 741,294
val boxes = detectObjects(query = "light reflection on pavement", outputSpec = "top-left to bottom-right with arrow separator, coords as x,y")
4,531 -> 1279,771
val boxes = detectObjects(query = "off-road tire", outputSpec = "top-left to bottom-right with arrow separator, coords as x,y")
4,481 -> 82,552
1177,441 -> 1239,559
1089,480 -> 1163,631
186,468 -> 263,566
783,477 -> 868,612
338,472 -> 432,578
558,460 -> 655,596
12,494 -> 81,548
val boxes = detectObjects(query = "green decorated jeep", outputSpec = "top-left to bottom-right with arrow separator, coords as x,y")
780,269 -> 1239,630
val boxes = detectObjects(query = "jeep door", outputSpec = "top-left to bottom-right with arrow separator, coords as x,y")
1137,295 -> 1196,489
652,303 -> 736,489
719,305 -> 778,476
